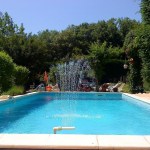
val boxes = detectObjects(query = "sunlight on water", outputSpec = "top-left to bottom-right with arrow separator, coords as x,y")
52,114 -> 101,119
0,93 -> 150,135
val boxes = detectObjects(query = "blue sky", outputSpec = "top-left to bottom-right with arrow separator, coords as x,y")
0,0 -> 141,34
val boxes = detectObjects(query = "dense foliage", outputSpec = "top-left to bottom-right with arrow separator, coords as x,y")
89,42 -> 124,84
141,0 -> 150,24
14,65 -> 30,86
122,0 -> 150,92
135,25 -> 150,90
0,0 -> 149,93
0,12 -> 139,84
0,50 -> 29,93
0,51 -> 14,92
123,31 -> 142,93
2,85 -> 24,96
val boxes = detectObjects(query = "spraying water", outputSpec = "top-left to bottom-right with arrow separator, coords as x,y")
56,60 -> 91,91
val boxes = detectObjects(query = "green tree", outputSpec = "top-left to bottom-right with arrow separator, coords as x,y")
38,30 -> 60,61
141,0 -> 150,24
123,31 -> 142,93
0,11 -> 143,88
106,18 -> 122,47
89,42 -> 124,87
0,51 -> 15,93
14,65 -> 30,86
135,25 -> 150,90
117,18 -> 140,45
0,12 -> 16,36
88,42 -> 108,84
0,12 -> 27,66
104,46 -> 124,82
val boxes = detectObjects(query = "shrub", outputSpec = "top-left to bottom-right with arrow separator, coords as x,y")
123,31 -> 142,93
2,85 -> 24,96
135,25 -> 150,91
122,83 -> 130,93
143,81 -> 150,91
14,65 -> 30,85
0,51 -> 15,93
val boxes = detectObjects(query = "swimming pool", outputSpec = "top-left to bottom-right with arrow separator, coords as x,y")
0,92 -> 150,135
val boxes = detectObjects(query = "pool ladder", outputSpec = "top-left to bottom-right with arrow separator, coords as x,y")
53,126 -> 75,134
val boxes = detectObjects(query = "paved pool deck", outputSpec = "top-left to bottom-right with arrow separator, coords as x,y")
124,92 -> 150,104
0,92 -> 150,149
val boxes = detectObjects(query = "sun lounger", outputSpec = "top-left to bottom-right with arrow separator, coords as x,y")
108,83 -> 122,92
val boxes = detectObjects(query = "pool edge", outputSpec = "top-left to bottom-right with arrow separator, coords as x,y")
0,134 -> 150,149
123,93 -> 150,104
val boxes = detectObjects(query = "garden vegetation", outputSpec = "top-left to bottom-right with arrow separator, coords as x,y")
0,0 -> 149,94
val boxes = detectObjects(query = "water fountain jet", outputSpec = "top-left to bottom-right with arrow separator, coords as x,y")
55,60 -> 91,91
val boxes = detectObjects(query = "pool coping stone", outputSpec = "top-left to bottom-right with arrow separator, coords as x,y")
0,134 -> 150,149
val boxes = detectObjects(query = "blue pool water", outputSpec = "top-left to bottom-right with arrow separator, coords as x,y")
0,92 -> 150,135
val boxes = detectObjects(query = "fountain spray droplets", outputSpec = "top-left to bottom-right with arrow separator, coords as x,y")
56,60 -> 91,91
